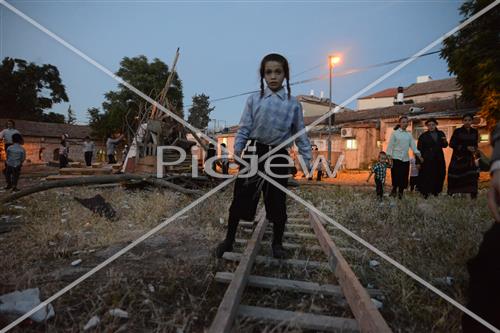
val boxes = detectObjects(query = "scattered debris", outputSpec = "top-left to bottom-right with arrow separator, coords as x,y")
371,298 -> 383,309
109,308 -> 129,319
369,260 -> 380,268
71,259 -> 82,266
0,288 -> 55,322
74,194 -> 117,220
83,315 -> 100,331
433,276 -> 454,286
148,284 -> 155,293
10,205 -> 26,210
219,217 -> 224,225
61,218 -> 68,224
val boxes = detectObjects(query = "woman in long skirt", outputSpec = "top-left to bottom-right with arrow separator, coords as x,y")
387,115 -> 422,198
447,113 -> 480,199
417,118 -> 448,198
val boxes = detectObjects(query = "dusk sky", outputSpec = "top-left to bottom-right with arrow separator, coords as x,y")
1,0 -> 464,127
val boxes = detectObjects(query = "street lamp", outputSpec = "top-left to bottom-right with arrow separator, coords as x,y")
327,55 -> 341,171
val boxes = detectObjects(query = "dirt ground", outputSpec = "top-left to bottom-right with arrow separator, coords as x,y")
0,165 -> 494,332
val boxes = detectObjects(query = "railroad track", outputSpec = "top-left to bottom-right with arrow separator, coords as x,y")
209,208 -> 392,333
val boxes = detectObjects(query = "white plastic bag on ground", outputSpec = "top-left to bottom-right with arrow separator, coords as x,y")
0,288 -> 55,322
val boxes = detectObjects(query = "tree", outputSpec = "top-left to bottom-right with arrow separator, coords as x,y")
93,55 -> 183,138
87,107 -> 109,139
0,57 -> 68,123
187,94 -> 214,129
441,0 -> 500,128
66,105 -> 76,124
42,112 -> 65,123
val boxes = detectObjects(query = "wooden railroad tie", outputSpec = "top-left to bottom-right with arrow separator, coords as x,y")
210,209 -> 392,333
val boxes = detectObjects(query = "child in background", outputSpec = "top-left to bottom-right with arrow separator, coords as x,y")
83,136 -> 95,167
367,151 -> 392,199
59,140 -> 69,168
4,134 -> 25,192
220,143 -> 229,174
409,154 -> 420,192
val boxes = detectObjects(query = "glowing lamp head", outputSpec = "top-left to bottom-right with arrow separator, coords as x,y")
329,55 -> 341,66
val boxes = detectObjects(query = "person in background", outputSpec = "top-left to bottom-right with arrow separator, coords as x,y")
83,136 -> 95,167
220,143 -> 229,174
106,133 -> 124,164
447,113 -> 479,199
313,145 -> 323,181
386,115 -> 422,199
4,133 -> 25,192
409,154 -> 420,192
122,144 -> 129,164
366,151 -> 392,199
0,120 -> 21,152
204,143 -> 217,174
417,118 -> 448,198
1,120 -> 21,176
462,124 -> 500,332
59,139 -> 69,168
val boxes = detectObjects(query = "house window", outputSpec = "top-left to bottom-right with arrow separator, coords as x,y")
480,134 -> 490,143
346,139 -> 357,150
311,139 -> 326,151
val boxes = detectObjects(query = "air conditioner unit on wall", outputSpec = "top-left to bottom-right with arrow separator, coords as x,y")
341,128 -> 354,138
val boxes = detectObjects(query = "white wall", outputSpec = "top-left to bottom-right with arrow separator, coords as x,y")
357,97 -> 394,110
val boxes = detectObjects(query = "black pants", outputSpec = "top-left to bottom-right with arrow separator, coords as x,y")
410,176 -> 419,191
317,169 -> 322,181
84,152 -> 93,166
462,223 -> 500,332
391,159 -> 410,195
5,165 -> 21,188
375,178 -> 384,198
225,141 -> 289,246
222,161 -> 229,175
59,155 -> 68,168
108,154 -> 116,164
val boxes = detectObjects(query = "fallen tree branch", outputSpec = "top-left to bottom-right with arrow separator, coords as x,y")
0,174 -> 202,204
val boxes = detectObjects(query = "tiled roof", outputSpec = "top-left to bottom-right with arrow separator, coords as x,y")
404,77 -> 459,97
358,77 -> 459,100
0,119 -> 91,139
357,88 -> 399,100
303,98 -> 477,126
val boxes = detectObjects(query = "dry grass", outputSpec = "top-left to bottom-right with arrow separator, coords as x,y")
0,181 -> 492,332
296,185 -> 491,332
0,184 -> 234,332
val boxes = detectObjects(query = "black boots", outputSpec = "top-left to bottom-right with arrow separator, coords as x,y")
272,244 -> 286,259
215,239 -> 233,258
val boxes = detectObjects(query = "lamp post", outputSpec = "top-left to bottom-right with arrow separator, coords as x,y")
327,55 -> 341,170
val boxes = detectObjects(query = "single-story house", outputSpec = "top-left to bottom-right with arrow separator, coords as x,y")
304,98 -> 489,170
0,119 -> 106,164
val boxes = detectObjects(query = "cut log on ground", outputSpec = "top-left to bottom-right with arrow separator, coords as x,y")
0,174 -> 203,204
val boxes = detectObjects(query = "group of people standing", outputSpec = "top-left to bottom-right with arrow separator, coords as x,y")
59,133 -> 124,168
373,113 -> 481,199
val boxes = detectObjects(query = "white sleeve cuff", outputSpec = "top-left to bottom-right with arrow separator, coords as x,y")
490,160 -> 500,173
